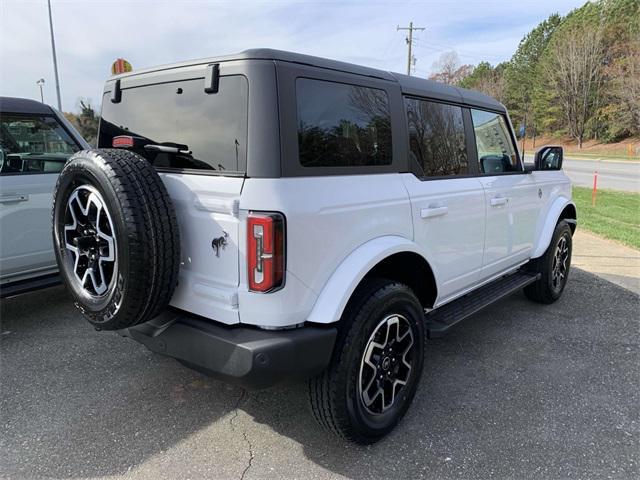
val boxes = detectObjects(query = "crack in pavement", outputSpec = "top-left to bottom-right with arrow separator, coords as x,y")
229,389 -> 246,428
229,389 -> 254,480
240,431 -> 255,480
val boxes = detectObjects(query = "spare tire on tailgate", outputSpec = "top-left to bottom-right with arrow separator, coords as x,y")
52,149 -> 180,330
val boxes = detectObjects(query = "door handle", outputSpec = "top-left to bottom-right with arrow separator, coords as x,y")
0,194 -> 29,204
490,196 -> 509,207
421,206 -> 449,218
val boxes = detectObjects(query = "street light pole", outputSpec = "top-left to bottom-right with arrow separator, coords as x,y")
36,78 -> 45,103
47,0 -> 62,111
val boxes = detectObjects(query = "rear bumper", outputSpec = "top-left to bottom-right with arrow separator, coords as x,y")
125,310 -> 337,390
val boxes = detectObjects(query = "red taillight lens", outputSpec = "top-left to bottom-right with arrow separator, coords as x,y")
247,212 -> 285,292
112,135 -> 135,148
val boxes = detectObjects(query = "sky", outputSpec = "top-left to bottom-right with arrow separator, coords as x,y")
1,0 -> 585,113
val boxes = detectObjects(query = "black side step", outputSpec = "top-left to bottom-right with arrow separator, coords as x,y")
0,273 -> 61,299
425,270 -> 539,338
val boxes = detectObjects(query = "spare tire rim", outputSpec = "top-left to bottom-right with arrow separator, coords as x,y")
63,185 -> 117,296
358,314 -> 414,415
552,234 -> 570,290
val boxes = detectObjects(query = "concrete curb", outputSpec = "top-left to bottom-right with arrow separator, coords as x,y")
572,230 -> 640,295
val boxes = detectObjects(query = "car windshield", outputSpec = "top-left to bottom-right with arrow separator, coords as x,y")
0,114 -> 81,175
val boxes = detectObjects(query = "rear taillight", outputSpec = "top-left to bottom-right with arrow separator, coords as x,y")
112,135 -> 135,148
247,212 -> 285,292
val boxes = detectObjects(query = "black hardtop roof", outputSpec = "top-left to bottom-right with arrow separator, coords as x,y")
0,96 -> 56,115
110,48 -> 505,112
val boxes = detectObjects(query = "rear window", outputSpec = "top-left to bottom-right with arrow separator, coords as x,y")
296,78 -> 392,168
404,98 -> 469,177
98,75 -> 248,173
0,114 -> 80,175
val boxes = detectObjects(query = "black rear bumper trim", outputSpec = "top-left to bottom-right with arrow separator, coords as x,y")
125,311 -> 337,390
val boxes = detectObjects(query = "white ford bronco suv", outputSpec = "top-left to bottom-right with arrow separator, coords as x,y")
52,49 -> 576,444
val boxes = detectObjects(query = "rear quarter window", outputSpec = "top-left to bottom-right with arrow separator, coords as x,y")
296,78 -> 392,168
99,75 -> 248,173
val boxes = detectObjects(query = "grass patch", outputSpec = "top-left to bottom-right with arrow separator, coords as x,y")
572,186 -> 640,250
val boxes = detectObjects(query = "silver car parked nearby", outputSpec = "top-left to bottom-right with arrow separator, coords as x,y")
0,97 -> 89,297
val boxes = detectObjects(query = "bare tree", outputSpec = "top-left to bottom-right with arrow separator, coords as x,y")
348,86 -> 389,120
542,24 -> 606,148
429,51 -> 473,85
608,37 -> 640,136
64,98 -> 99,146
475,70 -> 506,103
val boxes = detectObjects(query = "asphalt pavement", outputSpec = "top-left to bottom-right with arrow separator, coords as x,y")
524,155 -> 640,192
1,265 -> 638,480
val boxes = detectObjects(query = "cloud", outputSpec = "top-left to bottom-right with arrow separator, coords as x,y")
0,0 -> 582,112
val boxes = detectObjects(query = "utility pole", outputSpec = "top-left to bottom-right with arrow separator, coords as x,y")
397,22 -> 425,76
47,0 -> 62,111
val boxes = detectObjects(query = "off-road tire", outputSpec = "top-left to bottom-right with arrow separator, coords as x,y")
308,279 -> 425,444
524,220 -> 573,304
52,149 -> 180,330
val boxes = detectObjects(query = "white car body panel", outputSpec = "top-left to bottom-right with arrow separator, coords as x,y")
306,235 -> 423,325
159,172 -> 244,325
400,173 -> 485,302
236,174 -> 413,327
477,173 -> 540,281
530,171 -> 574,258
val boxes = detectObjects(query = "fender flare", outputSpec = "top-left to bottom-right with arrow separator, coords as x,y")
306,236 -> 431,324
531,197 -> 576,258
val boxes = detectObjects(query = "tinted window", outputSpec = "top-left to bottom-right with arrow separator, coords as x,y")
99,76 -> 248,173
471,109 -> 520,173
404,98 -> 468,177
297,78 -> 392,168
0,114 -> 80,175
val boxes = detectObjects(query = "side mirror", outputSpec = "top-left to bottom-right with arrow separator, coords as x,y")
534,145 -> 563,171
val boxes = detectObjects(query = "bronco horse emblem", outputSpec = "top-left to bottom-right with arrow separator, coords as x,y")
211,231 -> 228,257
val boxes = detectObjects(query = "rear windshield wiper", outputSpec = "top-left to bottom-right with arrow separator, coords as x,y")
144,143 -> 192,155
142,142 -> 216,171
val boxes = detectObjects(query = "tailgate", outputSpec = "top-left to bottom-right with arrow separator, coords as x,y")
160,173 -> 244,324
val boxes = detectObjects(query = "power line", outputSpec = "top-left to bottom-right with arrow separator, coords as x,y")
417,37 -> 506,62
397,22 -> 425,76
380,29 -> 403,66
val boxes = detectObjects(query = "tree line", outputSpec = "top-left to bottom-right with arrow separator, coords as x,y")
64,1 -> 638,150
429,0 -> 639,147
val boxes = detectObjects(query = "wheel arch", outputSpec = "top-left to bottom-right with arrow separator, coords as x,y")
306,236 -> 437,324
559,203 -> 577,234
531,198 -> 577,259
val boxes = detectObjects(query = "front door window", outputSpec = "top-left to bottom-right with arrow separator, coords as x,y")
470,109 -> 520,174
